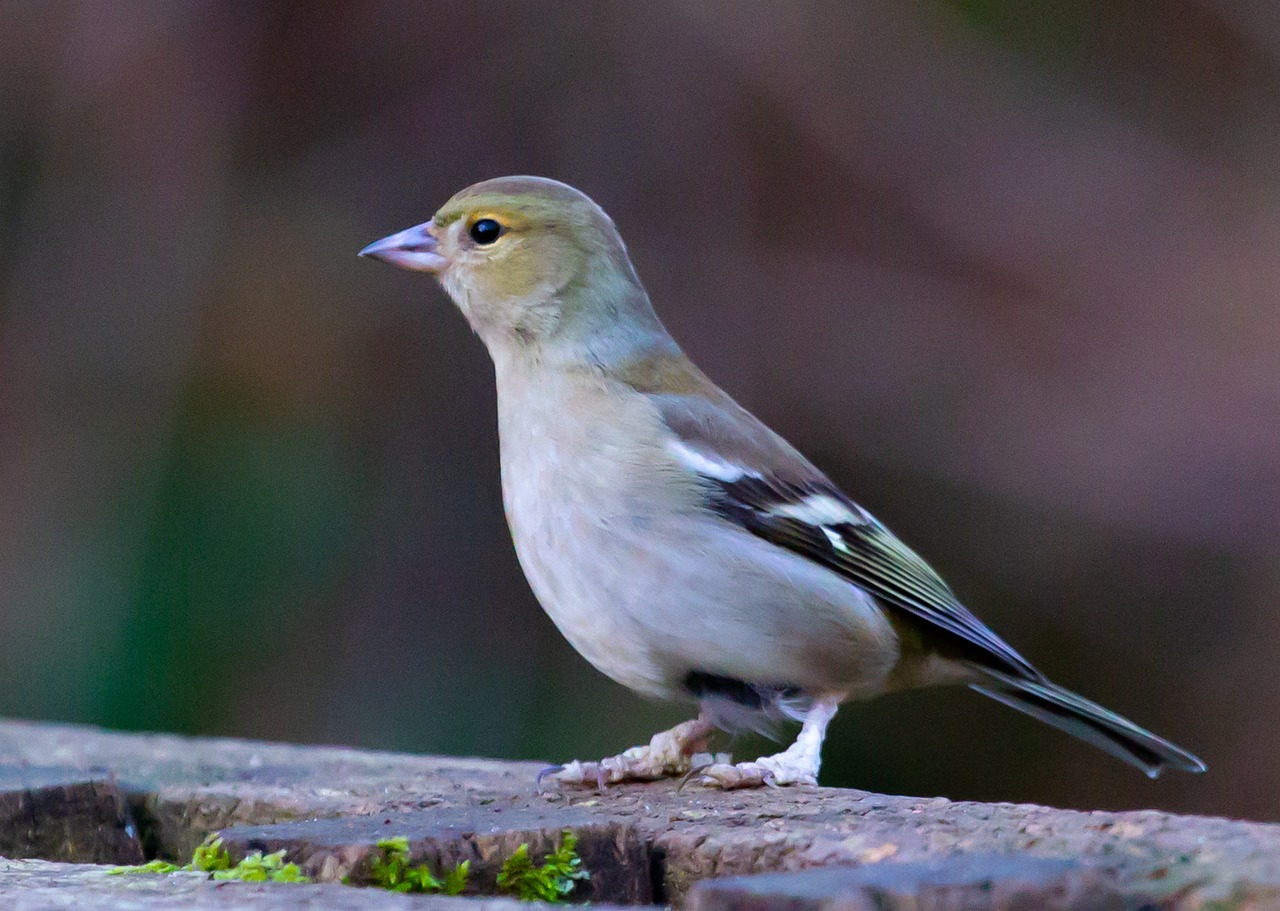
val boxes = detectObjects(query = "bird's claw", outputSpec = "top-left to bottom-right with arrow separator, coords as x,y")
677,759 -> 714,792
537,760 -> 609,791
535,764 -> 564,790
536,763 -> 602,791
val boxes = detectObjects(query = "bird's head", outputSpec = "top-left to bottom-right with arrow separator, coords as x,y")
362,176 -> 654,355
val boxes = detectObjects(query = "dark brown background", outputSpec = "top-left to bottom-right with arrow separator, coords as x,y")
0,1 -> 1274,821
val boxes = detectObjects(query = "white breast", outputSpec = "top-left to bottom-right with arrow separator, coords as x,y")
495,365 -> 684,696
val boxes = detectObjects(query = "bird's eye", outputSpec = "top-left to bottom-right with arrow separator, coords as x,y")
469,218 -> 503,245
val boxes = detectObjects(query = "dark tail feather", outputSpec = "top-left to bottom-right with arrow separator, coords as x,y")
970,667 -> 1207,778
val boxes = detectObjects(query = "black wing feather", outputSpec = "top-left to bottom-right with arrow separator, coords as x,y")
709,474 -> 1042,681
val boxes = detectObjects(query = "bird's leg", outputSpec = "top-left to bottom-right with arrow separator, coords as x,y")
696,698 -> 838,789
542,713 -> 716,788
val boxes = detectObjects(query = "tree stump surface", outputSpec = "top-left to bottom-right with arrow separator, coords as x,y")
0,858 -> 588,911
0,719 -> 1275,909
0,766 -> 143,865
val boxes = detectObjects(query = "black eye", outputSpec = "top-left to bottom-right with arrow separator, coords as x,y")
469,218 -> 503,245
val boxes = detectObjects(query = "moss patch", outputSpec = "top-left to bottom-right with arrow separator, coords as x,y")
110,834 -> 309,883
360,836 -> 470,895
497,830 -> 590,903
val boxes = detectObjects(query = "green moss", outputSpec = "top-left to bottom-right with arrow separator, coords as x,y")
110,830 -> 586,901
109,859 -> 185,875
496,830 -> 590,903
360,836 -> 470,895
190,834 -> 232,872
109,834 -> 310,884
209,850 -> 311,884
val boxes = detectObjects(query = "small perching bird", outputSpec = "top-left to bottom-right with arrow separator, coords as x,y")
360,176 -> 1206,789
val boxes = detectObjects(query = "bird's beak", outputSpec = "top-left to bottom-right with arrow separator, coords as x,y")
359,221 -> 448,273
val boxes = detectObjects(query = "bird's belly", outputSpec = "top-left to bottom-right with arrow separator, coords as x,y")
501,452 -> 675,696
504,469 -> 900,702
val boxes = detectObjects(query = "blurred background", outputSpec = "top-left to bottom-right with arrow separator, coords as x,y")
0,0 -> 1276,821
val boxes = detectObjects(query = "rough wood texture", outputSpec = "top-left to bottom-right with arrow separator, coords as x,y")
0,719 -> 542,861
0,766 -> 143,864
219,807 -> 651,903
0,858 -> 617,911
2,720 -> 1279,908
217,783 -> 1280,908
685,856 -> 1176,911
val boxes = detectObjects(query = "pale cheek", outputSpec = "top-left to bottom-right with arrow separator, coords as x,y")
446,240 -> 581,336
440,264 -> 508,332
448,255 -> 527,307
438,270 -> 475,321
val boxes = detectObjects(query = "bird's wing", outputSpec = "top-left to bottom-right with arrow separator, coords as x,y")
648,391 -> 1042,681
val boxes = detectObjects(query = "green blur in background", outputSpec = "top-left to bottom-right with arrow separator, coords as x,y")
0,1 -> 1274,820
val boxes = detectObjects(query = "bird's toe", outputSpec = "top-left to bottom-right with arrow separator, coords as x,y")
696,757 -> 817,789
535,764 -> 565,790
537,760 -> 606,790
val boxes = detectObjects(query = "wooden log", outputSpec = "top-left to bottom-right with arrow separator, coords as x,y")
3,719 -> 1279,908
0,765 -> 143,864
0,858 -> 612,910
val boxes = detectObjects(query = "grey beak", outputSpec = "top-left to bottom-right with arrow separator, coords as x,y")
359,221 -> 448,273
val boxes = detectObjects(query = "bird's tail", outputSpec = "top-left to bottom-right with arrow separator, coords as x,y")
969,667 -> 1206,778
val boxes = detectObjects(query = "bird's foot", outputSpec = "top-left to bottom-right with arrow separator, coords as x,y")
694,697 -> 836,789
691,719 -> 829,790
540,717 -> 714,789
692,752 -> 818,789
692,750 -> 819,789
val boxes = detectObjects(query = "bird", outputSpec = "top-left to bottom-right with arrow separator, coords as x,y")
360,176 -> 1206,789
